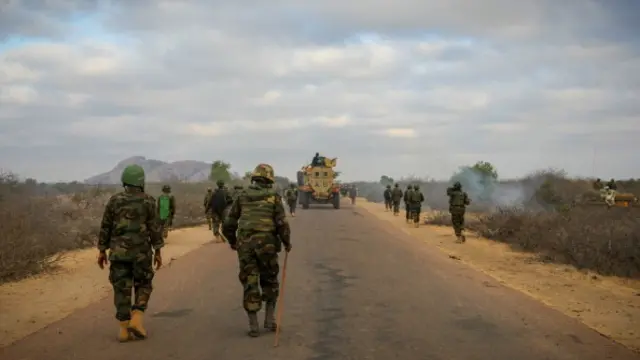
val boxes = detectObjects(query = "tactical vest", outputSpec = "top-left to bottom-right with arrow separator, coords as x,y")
237,187 -> 279,233
409,190 -> 422,203
449,190 -> 466,207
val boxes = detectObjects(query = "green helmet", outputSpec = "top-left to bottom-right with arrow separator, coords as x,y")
453,181 -> 462,190
386,184 -> 391,188
162,185 -> 171,192
414,184 -> 420,190
407,185 -> 413,190
216,180 -> 224,187
394,183 -> 399,187
207,187 -> 212,192
121,164 -> 145,187
251,163 -> 275,183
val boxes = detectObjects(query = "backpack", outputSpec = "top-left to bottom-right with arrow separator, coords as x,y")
285,189 -> 298,202
409,190 -> 422,203
209,188 -> 228,215
158,194 -> 171,220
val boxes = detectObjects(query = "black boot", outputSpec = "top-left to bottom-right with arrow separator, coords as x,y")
263,302 -> 277,331
247,312 -> 260,337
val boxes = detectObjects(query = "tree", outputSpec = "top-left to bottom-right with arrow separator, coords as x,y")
209,160 -> 232,183
470,161 -> 498,179
379,175 -> 394,186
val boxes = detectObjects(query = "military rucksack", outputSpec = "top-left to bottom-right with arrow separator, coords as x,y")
158,194 -> 172,220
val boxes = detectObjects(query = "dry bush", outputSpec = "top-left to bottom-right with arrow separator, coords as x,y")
422,171 -> 640,278
0,173 -> 232,283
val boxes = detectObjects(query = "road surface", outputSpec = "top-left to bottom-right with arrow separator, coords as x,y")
2,202 -> 638,360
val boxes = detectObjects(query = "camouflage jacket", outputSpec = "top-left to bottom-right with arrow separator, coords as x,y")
222,184 -> 291,247
204,191 -> 213,208
408,190 -> 424,204
391,188 -> 403,201
447,188 -> 470,208
98,188 -> 164,261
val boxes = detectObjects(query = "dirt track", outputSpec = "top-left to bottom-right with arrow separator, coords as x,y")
1,202 -> 639,360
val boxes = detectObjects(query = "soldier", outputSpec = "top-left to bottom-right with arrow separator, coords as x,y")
607,178 -> 617,191
284,183 -> 299,216
403,184 -> 413,222
97,164 -> 163,342
349,185 -> 358,205
222,163 -> 292,337
204,187 -> 213,230
157,185 -> 176,239
207,180 -> 230,240
409,184 -> 425,227
383,184 -> 392,211
592,178 -> 603,191
446,181 -> 471,243
391,183 -> 403,216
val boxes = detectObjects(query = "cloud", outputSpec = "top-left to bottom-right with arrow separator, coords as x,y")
1,1 -> 639,182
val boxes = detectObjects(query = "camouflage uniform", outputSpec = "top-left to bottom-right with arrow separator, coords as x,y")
157,185 -> 176,238
447,181 -> 470,243
222,163 -> 292,337
204,188 -> 213,230
284,184 -> 298,216
408,184 -> 425,226
403,185 -> 413,221
391,183 -> 403,215
592,179 -> 603,191
209,180 -> 230,237
349,186 -> 357,204
98,164 -> 163,342
383,185 -> 392,211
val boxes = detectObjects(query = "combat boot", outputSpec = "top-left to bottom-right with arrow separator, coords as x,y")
455,235 -> 463,243
117,321 -> 132,342
127,310 -> 147,339
263,302 -> 277,331
247,312 -> 260,337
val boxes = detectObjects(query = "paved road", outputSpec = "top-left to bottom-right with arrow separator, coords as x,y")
2,203 -> 638,360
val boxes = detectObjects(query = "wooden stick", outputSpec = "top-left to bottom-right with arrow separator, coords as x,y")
273,251 -> 289,347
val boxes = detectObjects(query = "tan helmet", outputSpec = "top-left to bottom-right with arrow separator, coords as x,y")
250,163 -> 275,183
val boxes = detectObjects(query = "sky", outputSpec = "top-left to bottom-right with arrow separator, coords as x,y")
1,1 -> 639,182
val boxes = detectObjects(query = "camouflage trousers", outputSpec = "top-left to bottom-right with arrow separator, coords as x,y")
287,200 -> 297,214
392,200 -> 401,214
236,233 -> 280,313
159,217 -> 172,238
410,204 -> 421,223
109,255 -> 155,321
205,210 -> 212,229
211,212 -> 223,236
384,199 -> 392,210
450,206 -> 466,236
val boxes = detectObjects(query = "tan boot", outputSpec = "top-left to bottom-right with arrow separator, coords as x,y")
263,302 -> 277,332
128,310 -> 147,339
118,321 -> 131,342
247,312 -> 260,337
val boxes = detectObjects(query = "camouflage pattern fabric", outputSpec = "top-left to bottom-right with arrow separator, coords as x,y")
98,187 -> 163,321
222,183 -> 291,313
211,212 -> 223,236
447,186 -> 470,237
409,190 -> 425,223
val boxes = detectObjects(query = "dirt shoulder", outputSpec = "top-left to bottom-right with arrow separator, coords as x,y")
0,226 -> 217,348
357,199 -> 640,352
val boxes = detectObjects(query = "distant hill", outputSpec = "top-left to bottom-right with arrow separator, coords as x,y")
84,156 -> 212,184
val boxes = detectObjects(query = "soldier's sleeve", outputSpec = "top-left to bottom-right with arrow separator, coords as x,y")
146,196 -> 164,250
98,196 -> 116,252
464,192 -> 471,205
420,193 -> 425,202
273,194 -> 291,246
222,197 -> 241,245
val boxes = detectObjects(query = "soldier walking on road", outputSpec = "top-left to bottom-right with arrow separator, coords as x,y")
222,164 -> 292,337
447,181 -> 471,243
403,184 -> 413,222
349,185 -> 358,204
157,185 -> 175,239
383,184 -> 392,211
207,180 -> 231,240
284,183 -> 299,216
391,183 -> 403,216
204,187 -> 213,230
97,164 -> 163,342
408,184 -> 425,227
